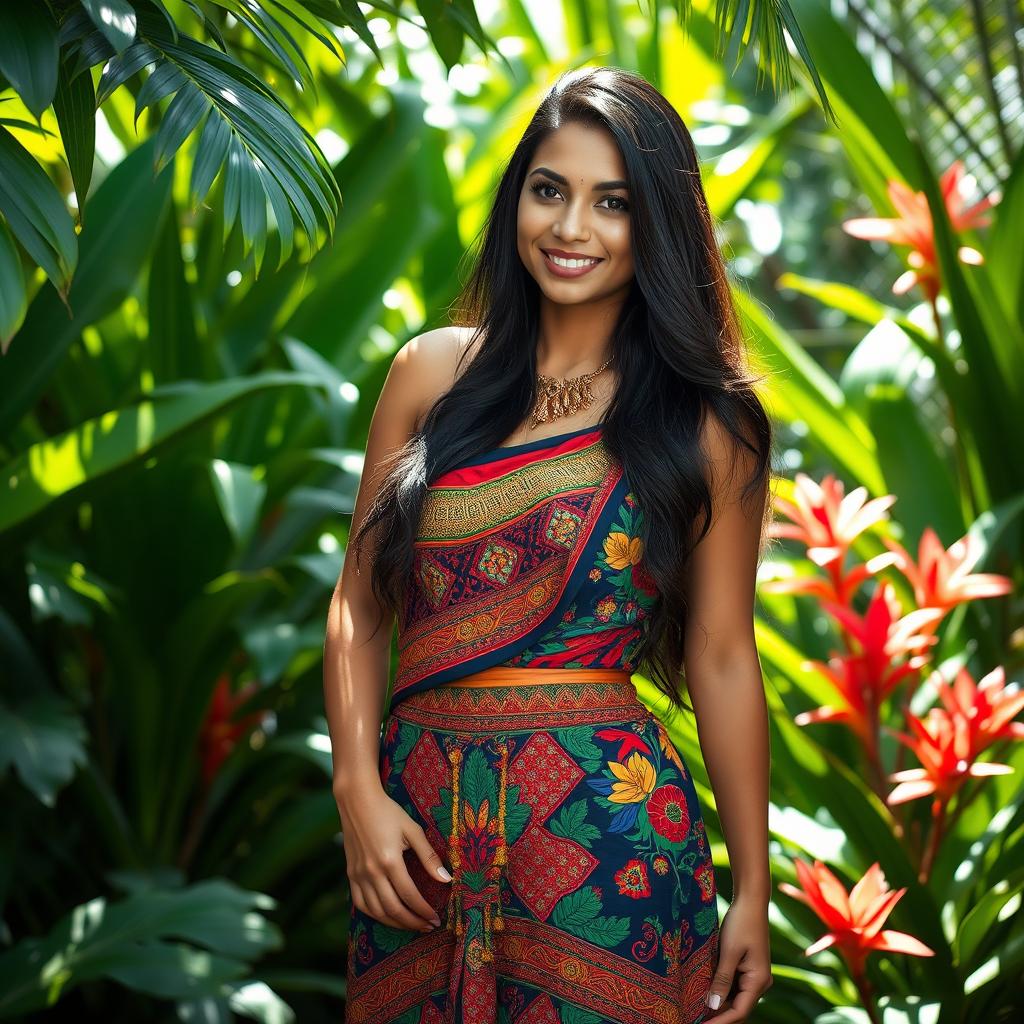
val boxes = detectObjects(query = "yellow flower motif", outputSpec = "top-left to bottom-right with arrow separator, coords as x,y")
604,531 -> 643,569
655,719 -> 687,776
607,752 -> 657,803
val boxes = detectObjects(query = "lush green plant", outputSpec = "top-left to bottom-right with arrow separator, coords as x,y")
643,7 -> 1024,1012
0,0 -> 1020,1021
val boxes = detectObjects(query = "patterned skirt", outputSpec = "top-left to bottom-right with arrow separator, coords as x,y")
344,667 -> 720,1024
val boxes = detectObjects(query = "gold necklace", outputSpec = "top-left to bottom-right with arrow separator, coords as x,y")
528,353 -> 614,428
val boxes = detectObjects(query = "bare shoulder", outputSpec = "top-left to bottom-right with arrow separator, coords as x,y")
393,324 -> 483,429
698,408 -> 765,514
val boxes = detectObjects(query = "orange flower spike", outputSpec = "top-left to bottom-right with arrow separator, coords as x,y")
842,160 -> 997,301
881,527 -> 1012,615
779,859 -> 934,976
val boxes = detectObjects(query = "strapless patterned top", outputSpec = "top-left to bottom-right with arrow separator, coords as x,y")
392,423 -> 662,708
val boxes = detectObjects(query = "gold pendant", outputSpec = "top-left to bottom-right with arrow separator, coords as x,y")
529,354 -> 613,428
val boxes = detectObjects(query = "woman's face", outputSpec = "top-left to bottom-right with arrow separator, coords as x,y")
517,122 -> 634,307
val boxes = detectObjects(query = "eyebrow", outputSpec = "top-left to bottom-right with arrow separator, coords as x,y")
529,167 -> 629,191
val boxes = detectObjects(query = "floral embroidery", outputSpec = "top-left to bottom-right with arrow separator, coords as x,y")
648,785 -> 691,842
497,490 -> 661,671
615,857 -> 652,898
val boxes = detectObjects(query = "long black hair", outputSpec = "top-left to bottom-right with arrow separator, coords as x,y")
351,66 -> 776,713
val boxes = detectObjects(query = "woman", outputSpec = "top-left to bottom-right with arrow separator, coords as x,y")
324,66 -> 774,1024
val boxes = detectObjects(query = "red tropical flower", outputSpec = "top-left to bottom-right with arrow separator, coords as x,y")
778,859 -> 934,978
763,473 -> 897,604
796,653 -> 892,749
614,857 -> 652,899
886,703 -> 1015,807
797,581 -> 939,748
842,160 -> 996,302
647,784 -> 691,842
769,473 -> 896,567
819,578 -> 942,673
931,664 -> 1024,753
199,674 -> 262,785
880,526 -> 1012,621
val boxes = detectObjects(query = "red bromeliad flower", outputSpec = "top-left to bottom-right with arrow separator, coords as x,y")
886,703 -> 1015,807
199,674 -> 263,786
880,527 -> 1012,628
763,473 -> 897,605
842,160 -> 996,303
778,859 -> 934,978
797,582 -> 941,752
820,578 -> 942,671
797,651 -> 910,752
932,665 -> 1024,753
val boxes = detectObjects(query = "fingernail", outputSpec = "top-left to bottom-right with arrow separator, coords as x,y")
430,916 -> 441,926
437,866 -> 452,881
707,993 -> 721,1010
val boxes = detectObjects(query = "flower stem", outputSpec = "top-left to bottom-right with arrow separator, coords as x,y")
919,794 -> 949,883
851,964 -> 883,1024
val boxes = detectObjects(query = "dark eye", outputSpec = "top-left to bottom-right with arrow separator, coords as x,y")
530,181 -> 561,200
601,195 -> 629,212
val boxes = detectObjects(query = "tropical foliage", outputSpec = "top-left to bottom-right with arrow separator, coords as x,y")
0,0 -> 1021,1021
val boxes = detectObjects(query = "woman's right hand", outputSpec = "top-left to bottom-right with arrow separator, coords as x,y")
336,778 -> 453,933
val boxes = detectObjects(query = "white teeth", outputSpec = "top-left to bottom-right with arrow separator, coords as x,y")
547,253 -> 599,268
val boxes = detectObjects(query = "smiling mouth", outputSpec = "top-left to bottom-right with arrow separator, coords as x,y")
541,250 -> 603,276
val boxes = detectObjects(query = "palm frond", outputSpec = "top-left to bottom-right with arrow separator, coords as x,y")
90,10 -> 341,273
843,0 -> 1022,195
690,1 -> 838,124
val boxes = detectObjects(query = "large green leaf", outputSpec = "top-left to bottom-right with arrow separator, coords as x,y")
0,2 -> 60,118
989,144 -> 1024,324
0,879 -> 280,1014
838,321 -> 964,543
789,0 -> 917,201
0,135 -> 172,439
954,866 -> 1024,970
774,275 -> 965,413
0,217 -> 27,350
0,691 -> 88,807
81,0 -> 138,54
0,125 -> 78,301
52,51 -> 97,214
94,14 -> 340,273
735,288 -> 885,494
913,137 -> 1024,502
0,371 -> 325,541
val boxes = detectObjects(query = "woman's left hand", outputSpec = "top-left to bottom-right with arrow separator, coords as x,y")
703,895 -> 773,1022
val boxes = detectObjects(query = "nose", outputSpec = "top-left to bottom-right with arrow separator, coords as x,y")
554,196 -> 591,242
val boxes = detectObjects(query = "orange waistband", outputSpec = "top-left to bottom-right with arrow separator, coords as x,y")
445,665 -> 634,688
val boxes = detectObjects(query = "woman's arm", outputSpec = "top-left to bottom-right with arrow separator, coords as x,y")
323,339 -> 420,802
684,413 -> 773,1022
324,325 -> 468,798
323,327 -> 468,930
